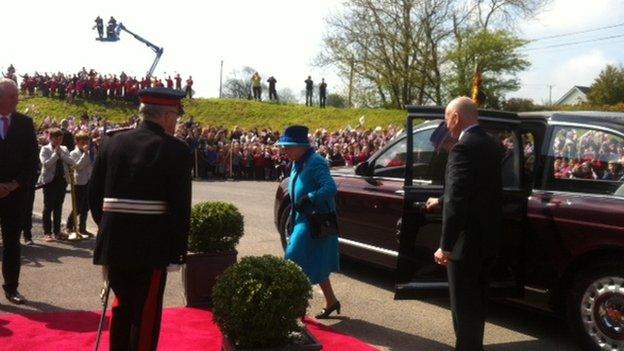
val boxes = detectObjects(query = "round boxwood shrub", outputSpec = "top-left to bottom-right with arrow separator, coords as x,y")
189,201 -> 244,253
212,255 -> 312,349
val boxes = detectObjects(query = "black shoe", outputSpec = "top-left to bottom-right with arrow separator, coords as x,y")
315,301 -> 341,319
6,291 -> 26,305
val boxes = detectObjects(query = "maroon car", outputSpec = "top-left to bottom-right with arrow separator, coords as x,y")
274,107 -> 624,350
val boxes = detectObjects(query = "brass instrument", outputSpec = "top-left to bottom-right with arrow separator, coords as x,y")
67,165 -> 88,241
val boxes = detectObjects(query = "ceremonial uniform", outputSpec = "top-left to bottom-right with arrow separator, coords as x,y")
89,88 -> 191,351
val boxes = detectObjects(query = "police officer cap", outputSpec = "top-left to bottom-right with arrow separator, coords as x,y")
138,87 -> 186,115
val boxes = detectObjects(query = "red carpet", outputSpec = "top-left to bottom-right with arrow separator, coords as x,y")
0,308 -> 378,350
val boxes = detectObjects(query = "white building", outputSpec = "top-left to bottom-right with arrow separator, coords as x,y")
555,86 -> 590,106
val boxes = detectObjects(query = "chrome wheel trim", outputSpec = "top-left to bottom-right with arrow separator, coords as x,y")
581,276 -> 624,350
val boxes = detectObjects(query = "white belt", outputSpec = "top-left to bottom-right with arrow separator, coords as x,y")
103,198 -> 168,215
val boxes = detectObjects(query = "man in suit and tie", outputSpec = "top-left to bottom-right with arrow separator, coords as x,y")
0,78 -> 39,304
426,97 -> 503,351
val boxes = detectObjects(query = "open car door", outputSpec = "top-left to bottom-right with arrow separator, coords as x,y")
394,106 -> 526,300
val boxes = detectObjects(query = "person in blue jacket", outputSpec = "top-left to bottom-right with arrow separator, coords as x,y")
278,125 -> 341,319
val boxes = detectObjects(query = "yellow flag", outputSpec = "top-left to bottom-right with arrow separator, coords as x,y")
471,65 -> 483,106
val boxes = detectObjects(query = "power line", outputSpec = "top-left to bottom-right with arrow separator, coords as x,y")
530,22 -> 624,42
523,32 -> 624,51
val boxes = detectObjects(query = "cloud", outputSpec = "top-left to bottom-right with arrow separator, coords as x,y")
532,0 -> 624,31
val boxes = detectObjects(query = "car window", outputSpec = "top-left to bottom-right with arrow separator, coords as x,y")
372,127 -> 437,180
544,126 -> 624,196
372,124 -> 521,187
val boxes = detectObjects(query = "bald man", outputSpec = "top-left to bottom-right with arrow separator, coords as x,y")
425,97 -> 503,351
0,78 -> 38,304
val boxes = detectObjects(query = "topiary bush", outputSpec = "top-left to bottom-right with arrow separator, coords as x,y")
188,201 -> 244,253
212,255 -> 312,349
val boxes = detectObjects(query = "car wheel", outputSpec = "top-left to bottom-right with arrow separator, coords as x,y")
278,203 -> 292,251
567,261 -> 624,351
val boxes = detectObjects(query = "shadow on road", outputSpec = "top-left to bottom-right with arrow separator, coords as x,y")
0,300 -> 105,333
338,258 -> 579,351
20,240 -> 94,267
2,217 -> 96,267
314,316 -> 451,351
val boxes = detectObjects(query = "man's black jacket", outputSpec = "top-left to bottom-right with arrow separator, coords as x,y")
440,125 -> 503,261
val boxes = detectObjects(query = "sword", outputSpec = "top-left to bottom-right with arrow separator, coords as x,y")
95,280 -> 110,351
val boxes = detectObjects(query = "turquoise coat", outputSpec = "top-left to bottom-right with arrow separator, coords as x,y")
284,151 -> 340,284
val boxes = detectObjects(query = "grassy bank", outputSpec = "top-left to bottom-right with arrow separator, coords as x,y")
17,96 -> 407,131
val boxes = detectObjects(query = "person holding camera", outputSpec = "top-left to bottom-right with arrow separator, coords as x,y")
39,128 -> 75,242
65,132 -> 93,236
278,125 -> 341,319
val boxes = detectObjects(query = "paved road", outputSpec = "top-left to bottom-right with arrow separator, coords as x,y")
2,181 -> 579,351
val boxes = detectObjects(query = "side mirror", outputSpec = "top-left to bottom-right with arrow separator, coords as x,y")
355,161 -> 371,177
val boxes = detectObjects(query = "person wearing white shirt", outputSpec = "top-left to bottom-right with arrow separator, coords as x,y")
66,132 -> 93,235
39,128 -> 75,242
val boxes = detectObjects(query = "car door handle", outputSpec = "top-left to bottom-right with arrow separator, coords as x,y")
413,201 -> 427,209
546,200 -> 571,207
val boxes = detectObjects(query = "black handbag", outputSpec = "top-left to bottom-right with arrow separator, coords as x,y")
307,207 -> 339,239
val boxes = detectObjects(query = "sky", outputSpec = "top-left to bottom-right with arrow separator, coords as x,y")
2,0 -> 624,105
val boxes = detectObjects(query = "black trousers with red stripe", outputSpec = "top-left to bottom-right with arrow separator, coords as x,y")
108,267 -> 167,351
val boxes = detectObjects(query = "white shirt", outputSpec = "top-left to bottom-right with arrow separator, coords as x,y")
0,113 -> 11,140
459,124 -> 479,141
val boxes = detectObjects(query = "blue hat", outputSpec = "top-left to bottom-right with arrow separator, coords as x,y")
278,125 -> 310,148
429,121 -> 451,150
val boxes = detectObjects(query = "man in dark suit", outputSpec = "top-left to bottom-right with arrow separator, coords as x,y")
0,78 -> 39,304
426,97 -> 503,351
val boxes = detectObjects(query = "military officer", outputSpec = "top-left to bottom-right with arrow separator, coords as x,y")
89,87 -> 192,351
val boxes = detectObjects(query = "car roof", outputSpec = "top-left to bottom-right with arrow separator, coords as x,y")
407,106 -> 624,132
406,105 -> 518,122
519,111 -> 624,132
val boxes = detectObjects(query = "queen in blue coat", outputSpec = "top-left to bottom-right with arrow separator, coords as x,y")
278,125 -> 341,319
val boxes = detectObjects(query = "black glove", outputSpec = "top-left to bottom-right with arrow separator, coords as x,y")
294,195 -> 312,213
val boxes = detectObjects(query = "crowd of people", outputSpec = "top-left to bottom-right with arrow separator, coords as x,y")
24,113 -> 400,240
2,65 -> 195,102
552,127 -> 624,180
175,120 -> 400,180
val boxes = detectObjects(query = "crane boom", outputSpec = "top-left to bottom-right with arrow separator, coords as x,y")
115,23 -> 164,78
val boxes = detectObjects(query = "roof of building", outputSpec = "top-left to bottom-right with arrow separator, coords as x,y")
555,86 -> 591,105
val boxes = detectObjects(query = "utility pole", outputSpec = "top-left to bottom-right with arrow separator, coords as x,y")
548,84 -> 555,106
219,60 -> 224,99
348,57 -> 355,107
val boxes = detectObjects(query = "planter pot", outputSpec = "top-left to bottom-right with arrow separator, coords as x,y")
221,327 -> 322,351
183,250 -> 237,307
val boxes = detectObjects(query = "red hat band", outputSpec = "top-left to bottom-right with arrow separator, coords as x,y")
140,96 -> 181,107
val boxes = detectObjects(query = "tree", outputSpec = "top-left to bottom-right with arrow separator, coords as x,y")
317,0 -> 457,108
277,88 -> 297,104
503,97 -> 539,111
317,0 -> 549,108
587,65 -> 624,105
327,93 -> 348,108
222,67 -> 262,100
446,29 -> 529,109
471,0 -> 549,30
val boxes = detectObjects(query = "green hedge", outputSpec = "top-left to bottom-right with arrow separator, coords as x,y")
212,255 -> 312,349
188,201 -> 244,253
